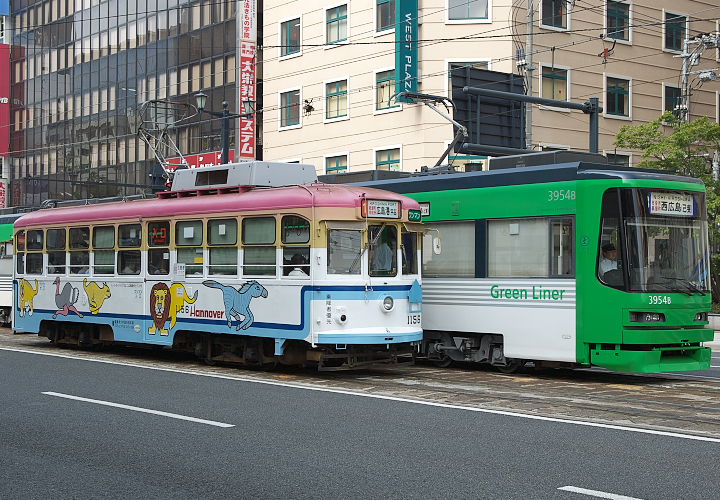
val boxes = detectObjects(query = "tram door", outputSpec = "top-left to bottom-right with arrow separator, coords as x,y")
145,222 -> 173,343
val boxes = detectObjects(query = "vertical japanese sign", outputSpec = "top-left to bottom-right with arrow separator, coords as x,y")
0,44 -> 10,157
238,0 -> 257,159
0,179 -> 7,209
395,0 -> 418,103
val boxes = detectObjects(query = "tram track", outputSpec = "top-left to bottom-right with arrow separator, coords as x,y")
2,329 -> 719,439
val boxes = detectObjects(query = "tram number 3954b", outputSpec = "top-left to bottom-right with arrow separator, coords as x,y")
407,314 -> 421,325
649,295 -> 672,305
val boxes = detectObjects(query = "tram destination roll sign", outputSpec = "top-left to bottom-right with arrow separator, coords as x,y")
649,192 -> 695,217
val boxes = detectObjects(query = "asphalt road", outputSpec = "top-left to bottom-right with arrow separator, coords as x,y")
1,349 -> 719,499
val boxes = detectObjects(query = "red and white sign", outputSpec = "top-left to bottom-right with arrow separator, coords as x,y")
0,179 -> 7,209
164,150 -> 235,172
0,44 -> 11,157
238,0 -> 256,160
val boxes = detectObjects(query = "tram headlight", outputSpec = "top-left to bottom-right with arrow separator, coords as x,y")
630,312 -> 666,323
381,296 -> 395,312
694,312 -> 708,322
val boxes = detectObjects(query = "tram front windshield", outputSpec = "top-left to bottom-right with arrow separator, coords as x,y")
598,188 -> 709,293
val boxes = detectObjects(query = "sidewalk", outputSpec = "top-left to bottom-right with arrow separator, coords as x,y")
706,331 -> 720,350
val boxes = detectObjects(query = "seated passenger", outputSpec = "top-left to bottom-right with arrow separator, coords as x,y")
599,243 -> 617,275
288,253 -> 309,276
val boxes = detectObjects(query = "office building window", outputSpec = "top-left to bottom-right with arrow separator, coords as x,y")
606,153 -> 631,167
326,155 -> 348,174
327,5 -> 348,44
542,0 -> 567,29
606,77 -> 630,117
325,80 -> 348,120
664,12 -> 686,51
377,0 -> 395,32
376,70 -> 399,110
606,1 -> 630,41
449,0 -> 489,20
280,90 -> 301,127
376,148 -> 400,171
281,18 -> 301,56
664,85 -> 682,118
541,67 -> 568,101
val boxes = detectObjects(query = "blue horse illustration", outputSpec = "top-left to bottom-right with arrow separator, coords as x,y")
203,280 -> 268,330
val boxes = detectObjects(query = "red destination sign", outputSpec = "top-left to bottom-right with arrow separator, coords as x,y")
164,149 -> 236,172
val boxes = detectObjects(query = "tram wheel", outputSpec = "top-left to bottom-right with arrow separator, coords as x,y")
495,358 -> 524,374
431,356 -> 453,368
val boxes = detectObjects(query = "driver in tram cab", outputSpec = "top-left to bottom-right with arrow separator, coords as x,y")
599,243 -> 618,275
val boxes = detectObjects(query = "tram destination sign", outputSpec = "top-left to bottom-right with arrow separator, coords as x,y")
362,199 -> 400,219
649,192 -> 694,217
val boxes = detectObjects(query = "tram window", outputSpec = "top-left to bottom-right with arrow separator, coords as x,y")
0,241 -> 12,259
118,250 -> 141,275
369,225 -> 397,277
283,247 -> 310,276
208,219 -> 238,276
69,251 -> 90,274
48,251 -> 66,274
328,229 -> 361,275
26,253 -> 43,275
26,230 -> 43,251
148,249 -> 170,275
16,253 -> 24,274
94,250 -> 115,275
118,224 -> 142,248
176,220 -> 203,246
242,217 -> 276,276
177,220 -> 204,276
550,218 -> 575,277
16,231 -> 25,252
47,229 -> 66,250
488,218 -> 549,277
282,216 -> 310,244
148,221 -> 170,247
423,222 -> 475,277
597,189 -> 623,288
93,226 -> 115,249
401,230 -> 419,275
70,227 -> 90,249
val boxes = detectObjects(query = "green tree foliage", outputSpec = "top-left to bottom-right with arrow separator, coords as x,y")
615,112 -> 720,301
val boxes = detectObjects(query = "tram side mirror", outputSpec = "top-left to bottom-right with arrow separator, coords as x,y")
433,236 -> 442,255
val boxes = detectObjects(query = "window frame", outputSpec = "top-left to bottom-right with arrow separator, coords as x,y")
604,151 -> 632,167
374,67 -> 401,113
662,83 -> 682,119
278,87 -> 302,130
279,16 -> 302,59
446,59 -> 491,99
538,63 -> 571,111
375,0 -> 396,33
604,73 -> 632,120
446,0 -> 492,24
324,152 -> 349,174
241,216 -> 278,277
374,145 -> 402,171
325,2 -> 349,46
324,77 -> 350,122
539,0 -> 569,31
662,10 -> 687,53
207,218 -> 239,276
605,0 -> 632,44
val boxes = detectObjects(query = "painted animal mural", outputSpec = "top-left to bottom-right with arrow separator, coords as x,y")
52,277 -> 84,319
148,283 -> 198,335
83,279 -> 111,314
203,280 -> 268,330
18,279 -> 39,317
149,283 -> 171,335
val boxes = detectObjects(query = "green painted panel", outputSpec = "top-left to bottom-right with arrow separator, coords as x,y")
0,223 -> 14,242
590,346 -> 711,373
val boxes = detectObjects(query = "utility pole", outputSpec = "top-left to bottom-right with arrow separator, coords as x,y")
525,0 -> 535,150
678,32 -> 719,122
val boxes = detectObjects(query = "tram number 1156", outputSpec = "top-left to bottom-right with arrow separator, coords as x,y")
407,314 -> 421,325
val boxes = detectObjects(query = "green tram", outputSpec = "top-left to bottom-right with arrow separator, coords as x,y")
339,154 -> 713,373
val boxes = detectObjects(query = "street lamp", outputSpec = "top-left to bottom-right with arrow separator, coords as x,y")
194,92 -> 255,164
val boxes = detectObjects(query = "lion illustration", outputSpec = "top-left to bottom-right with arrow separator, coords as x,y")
168,283 -> 198,330
149,283 -> 171,335
18,279 -> 39,317
83,279 -> 111,315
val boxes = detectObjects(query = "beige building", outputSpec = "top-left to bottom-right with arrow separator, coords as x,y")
261,0 -> 720,173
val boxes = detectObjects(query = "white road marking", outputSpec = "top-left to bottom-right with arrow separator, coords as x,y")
3,347 -> 719,443
42,391 -> 234,428
558,486 -> 643,500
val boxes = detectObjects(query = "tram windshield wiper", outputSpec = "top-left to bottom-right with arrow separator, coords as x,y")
660,276 -> 706,296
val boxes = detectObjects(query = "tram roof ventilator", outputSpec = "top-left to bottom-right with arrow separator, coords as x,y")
160,161 -> 318,198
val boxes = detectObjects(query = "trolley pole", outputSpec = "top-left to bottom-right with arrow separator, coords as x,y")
525,0 -> 535,150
